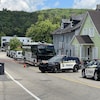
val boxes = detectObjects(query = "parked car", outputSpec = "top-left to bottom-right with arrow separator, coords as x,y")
13,50 -> 23,60
39,55 -> 81,73
6,50 -> 10,57
82,59 -> 100,81
0,47 -> 6,52
9,50 -> 16,58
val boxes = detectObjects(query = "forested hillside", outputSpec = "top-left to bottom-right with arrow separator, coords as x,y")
0,8 -> 87,42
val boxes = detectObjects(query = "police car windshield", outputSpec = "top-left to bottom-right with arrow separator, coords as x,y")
48,55 -> 64,63
87,60 -> 99,66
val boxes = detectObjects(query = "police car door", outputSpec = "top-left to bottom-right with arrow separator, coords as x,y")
85,64 -> 97,77
60,57 -> 75,70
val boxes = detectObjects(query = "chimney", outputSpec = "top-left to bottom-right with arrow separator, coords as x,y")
96,4 -> 100,11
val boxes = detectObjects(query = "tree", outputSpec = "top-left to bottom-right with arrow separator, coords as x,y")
38,14 -> 45,21
26,19 -> 59,43
0,32 -> 6,46
9,37 -> 22,50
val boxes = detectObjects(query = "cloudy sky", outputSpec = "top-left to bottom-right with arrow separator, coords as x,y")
0,0 -> 100,12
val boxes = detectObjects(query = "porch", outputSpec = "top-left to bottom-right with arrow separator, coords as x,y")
75,35 -> 95,61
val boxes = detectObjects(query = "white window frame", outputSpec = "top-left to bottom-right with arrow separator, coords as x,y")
89,28 -> 94,37
75,44 -> 79,57
83,28 -> 88,35
92,47 -> 98,59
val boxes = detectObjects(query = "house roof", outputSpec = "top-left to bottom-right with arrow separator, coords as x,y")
70,14 -> 85,21
76,35 -> 94,45
52,24 -> 72,34
52,14 -> 85,35
88,10 -> 100,34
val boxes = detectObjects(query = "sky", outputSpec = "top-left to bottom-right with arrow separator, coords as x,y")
0,0 -> 100,12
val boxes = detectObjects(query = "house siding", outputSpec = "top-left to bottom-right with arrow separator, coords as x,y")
53,32 -> 75,55
72,37 -> 80,57
52,14 -> 85,56
72,12 -> 100,60
81,13 -> 100,59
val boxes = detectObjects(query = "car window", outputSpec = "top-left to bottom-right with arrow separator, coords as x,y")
75,58 -> 80,64
86,60 -> 98,68
62,56 -> 67,61
87,60 -> 96,66
48,55 -> 64,63
66,57 -> 80,64
97,62 -> 100,67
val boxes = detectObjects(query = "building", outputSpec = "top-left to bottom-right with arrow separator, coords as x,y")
52,4 -> 100,61
71,5 -> 100,61
52,14 -> 85,55
1,36 -> 31,50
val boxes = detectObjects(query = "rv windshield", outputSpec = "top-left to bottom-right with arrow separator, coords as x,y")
38,45 -> 55,54
38,45 -> 46,54
46,45 -> 55,53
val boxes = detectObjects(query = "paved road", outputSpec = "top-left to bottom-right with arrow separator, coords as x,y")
0,52 -> 100,100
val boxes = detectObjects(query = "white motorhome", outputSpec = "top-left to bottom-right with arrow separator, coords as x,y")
1,36 -> 31,50
22,42 -> 55,66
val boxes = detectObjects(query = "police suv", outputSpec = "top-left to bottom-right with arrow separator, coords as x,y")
82,59 -> 100,81
39,55 -> 81,73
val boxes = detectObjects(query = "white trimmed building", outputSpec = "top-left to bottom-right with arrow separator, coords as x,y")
1,36 -> 31,50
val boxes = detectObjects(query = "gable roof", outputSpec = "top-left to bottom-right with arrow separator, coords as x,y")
76,35 -> 94,45
52,24 -> 72,35
88,10 -> 100,34
52,14 -> 85,35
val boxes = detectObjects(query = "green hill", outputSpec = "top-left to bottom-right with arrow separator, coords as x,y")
0,8 -> 87,37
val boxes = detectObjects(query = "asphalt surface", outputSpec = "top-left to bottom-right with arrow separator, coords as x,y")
0,52 -> 100,100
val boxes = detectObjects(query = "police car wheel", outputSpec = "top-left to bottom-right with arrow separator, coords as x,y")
73,65 -> 78,72
53,67 -> 58,73
94,72 -> 98,81
40,69 -> 45,73
82,70 -> 86,78
34,63 -> 37,67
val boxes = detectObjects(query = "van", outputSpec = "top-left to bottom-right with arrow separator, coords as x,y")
9,50 -> 16,58
13,51 -> 23,60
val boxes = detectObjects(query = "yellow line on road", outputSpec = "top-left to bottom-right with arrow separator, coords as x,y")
48,74 -> 100,89
30,67 -> 100,89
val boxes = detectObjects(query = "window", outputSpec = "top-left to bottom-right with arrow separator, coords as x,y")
2,39 -> 6,41
83,28 -> 88,35
89,28 -> 94,37
75,45 -> 78,57
83,28 -> 94,37
27,40 -> 30,42
92,47 -> 98,59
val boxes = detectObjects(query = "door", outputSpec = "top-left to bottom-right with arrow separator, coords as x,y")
85,64 -> 96,77
85,46 -> 92,60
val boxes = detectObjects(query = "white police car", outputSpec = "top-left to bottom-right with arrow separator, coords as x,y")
39,55 -> 81,73
82,60 -> 100,81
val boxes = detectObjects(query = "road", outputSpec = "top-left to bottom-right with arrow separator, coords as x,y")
0,52 -> 100,100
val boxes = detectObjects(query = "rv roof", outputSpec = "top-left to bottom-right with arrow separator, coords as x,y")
23,42 -> 53,46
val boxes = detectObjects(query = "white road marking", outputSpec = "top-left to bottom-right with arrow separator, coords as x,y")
5,71 -> 41,100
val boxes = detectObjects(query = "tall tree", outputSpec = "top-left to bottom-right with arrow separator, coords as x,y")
26,20 -> 59,43
0,32 -> 6,46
